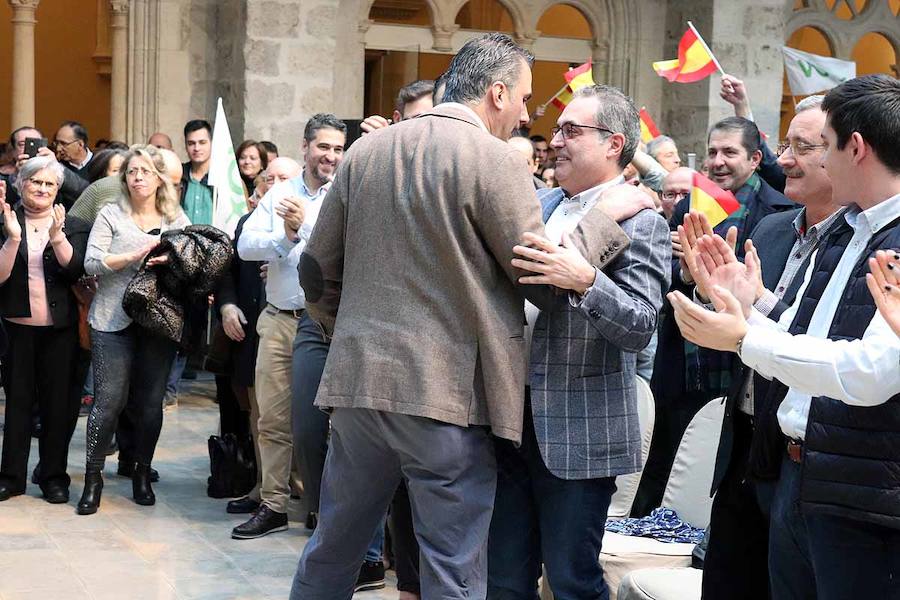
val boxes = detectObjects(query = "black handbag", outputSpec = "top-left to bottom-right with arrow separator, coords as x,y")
207,433 -> 257,498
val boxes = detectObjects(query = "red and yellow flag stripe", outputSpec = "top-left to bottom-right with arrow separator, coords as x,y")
639,107 -> 661,143
691,171 -> 740,228
653,24 -> 720,83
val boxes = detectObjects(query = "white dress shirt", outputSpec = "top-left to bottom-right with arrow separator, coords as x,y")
524,176 -> 625,362
236,171 -> 331,310
739,193 -> 900,440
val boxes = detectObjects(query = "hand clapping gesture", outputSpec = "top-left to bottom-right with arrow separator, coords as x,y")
866,249 -> 900,337
0,197 -> 22,242
49,204 -> 67,243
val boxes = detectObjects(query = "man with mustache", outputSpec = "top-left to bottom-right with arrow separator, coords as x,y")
688,95 -> 842,599
634,116 -> 794,515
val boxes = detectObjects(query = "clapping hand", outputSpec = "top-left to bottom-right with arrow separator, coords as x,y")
866,250 -> 900,337
668,284 -> 749,352
691,234 -> 759,317
276,196 -> 306,240
0,198 -> 21,241
678,210 -> 736,287
49,204 -> 66,243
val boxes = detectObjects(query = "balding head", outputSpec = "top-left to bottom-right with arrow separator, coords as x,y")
148,132 -> 173,150
661,166 -> 694,219
508,136 -> 537,173
157,148 -> 183,187
265,156 -> 302,185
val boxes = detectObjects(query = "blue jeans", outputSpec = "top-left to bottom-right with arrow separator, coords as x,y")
771,454 -> 900,600
488,400 -> 616,600
86,326 -> 177,471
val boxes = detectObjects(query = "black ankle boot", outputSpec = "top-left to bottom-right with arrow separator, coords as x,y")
132,464 -> 155,506
77,471 -> 103,515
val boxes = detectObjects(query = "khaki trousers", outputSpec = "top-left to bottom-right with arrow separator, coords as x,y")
254,307 -> 299,513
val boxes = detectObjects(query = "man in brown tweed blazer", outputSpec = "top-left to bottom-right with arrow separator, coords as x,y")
291,34 -> 642,600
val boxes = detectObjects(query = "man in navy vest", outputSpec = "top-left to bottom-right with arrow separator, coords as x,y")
667,74 -> 900,599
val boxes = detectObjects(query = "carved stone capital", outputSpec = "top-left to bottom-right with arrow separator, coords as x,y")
514,30 -> 540,50
358,19 -> 373,35
7,0 -> 40,9
109,0 -> 130,15
431,24 -> 459,52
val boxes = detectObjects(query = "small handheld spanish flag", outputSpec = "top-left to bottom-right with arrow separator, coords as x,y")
653,22 -> 722,83
691,171 -> 740,228
639,107 -> 661,143
548,61 -> 594,110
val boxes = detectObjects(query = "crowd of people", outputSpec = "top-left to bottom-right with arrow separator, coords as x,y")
0,30 -> 898,600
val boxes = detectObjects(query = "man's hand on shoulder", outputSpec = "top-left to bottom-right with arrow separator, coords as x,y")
360,115 -> 391,134
598,183 -> 655,223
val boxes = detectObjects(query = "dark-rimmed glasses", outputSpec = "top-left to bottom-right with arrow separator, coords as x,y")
551,123 -> 615,141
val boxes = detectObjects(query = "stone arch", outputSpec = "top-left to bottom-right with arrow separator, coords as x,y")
359,0 -> 440,26
446,0 -> 527,38
850,29 -> 900,74
530,0 -> 606,46
785,22 -> 839,55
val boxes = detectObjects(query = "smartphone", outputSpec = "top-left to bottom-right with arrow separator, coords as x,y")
24,137 -> 47,158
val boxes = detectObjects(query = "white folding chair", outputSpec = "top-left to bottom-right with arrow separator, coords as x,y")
608,376 -> 656,519
599,397 -> 725,599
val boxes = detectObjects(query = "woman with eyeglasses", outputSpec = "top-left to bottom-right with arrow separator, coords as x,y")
77,146 -> 190,515
0,156 -> 83,504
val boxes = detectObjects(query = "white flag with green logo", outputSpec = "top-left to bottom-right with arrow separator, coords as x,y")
782,47 -> 856,96
209,97 -> 247,238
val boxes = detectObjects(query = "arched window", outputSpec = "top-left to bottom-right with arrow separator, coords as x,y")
781,26 -> 834,138
852,32 -> 898,75
536,4 -> 592,40
454,0 -> 515,32
367,0 -> 432,26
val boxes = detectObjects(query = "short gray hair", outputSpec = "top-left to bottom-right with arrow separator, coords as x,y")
795,94 -> 825,113
441,33 -> 534,105
647,135 -> 676,158
573,84 -> 640,168
16,155 -> 65,198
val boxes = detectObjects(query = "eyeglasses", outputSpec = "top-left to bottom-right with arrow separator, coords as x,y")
28,178 -> 58,190
54,139 -> 80,148
551,123 -> 615,141
777,140 -> 826,157
661,190 -> 688,202
125,167 -> 158,178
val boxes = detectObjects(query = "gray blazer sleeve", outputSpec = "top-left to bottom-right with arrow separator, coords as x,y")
571,210 -> 671,352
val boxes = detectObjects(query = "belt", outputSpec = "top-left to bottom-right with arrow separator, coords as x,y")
269,304 -> 304,319
787,439 -> 803,463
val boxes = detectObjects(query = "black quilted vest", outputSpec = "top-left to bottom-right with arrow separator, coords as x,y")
750,213 -> 900,529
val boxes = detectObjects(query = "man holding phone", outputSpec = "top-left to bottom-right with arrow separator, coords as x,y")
2,126 -> 88,209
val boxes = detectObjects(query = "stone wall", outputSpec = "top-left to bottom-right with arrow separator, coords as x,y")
660,0 -> 785,159
241,0 -> 344,156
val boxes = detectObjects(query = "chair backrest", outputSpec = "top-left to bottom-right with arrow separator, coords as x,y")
607,376 -> 656,518
660,397 -> 726,530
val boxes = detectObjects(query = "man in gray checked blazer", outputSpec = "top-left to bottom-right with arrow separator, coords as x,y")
488,85 -> 672,600
290,35 -> 652,600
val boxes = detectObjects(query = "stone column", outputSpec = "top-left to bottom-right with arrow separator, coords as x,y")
109,0 -> 129,141
8,0 -> 40,128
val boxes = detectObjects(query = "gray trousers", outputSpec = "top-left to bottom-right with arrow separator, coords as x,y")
290,407 -> 497,600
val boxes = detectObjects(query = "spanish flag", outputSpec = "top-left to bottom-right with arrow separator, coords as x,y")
548,62 -> 595,110
691,171 -> 740,228
564,61 -> 594,92
653,22 -> 720,83
639,107 -> 661,143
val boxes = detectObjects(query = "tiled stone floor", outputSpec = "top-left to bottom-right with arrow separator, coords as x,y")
0,378 -> 398,600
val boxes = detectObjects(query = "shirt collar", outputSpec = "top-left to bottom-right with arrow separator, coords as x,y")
564,175 -> 626,209
72,149 -> 93,170
845,192 -> 900,236
792,207 -> 844,239
438,102 -> 489,133
293,170 -> 332,200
